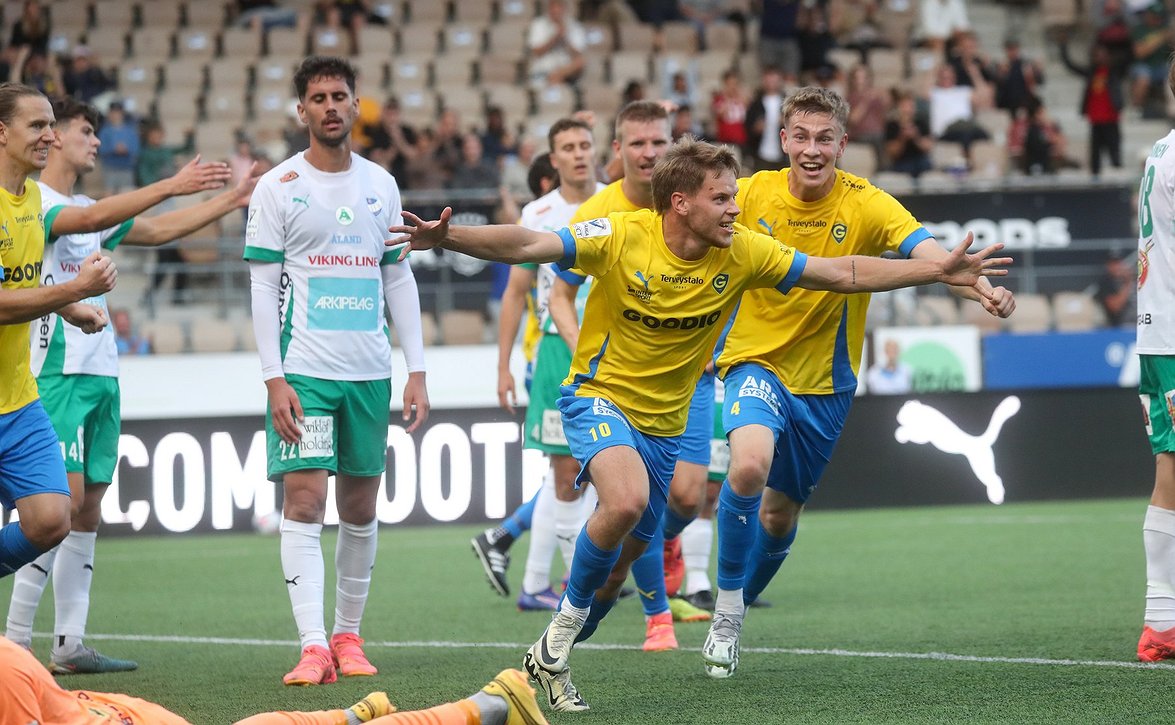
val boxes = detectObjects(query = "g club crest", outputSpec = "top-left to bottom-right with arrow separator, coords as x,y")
831,222 -> 848,243
712,273 -> 729,294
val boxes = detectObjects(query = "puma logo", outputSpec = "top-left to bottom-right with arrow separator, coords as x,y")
757,218 -> 775,236
285,575 -> 301,586
894,396 -> 1021,505
736,515 -> 747,525
634,270 -> 651,291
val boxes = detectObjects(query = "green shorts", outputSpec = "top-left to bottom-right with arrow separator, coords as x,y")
266,374 -> 392,482
524,334 -> 573,455
36,373 -> 120,485
1140,355 -> 1175,455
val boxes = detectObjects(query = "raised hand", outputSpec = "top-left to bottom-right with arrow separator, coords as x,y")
939,232 -> 1012,290
59,303 -> 108,334
387,207 -> 453,259
170,154 -> 233,195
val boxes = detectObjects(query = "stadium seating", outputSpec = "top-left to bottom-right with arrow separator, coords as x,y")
141,320 -> 186,354
440,310 -> 488,345
1006,293 -> 1052,333
913,296 -> 959,326
189,318 -> 240,353
1052,292 -> 1104,332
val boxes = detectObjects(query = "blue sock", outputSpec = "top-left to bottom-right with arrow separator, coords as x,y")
503,486 -> 540,538
630,526 -> 669,616
0,522 -> 43,578
743,522 -> 797,605
564,529 -> 620,609
661,504 -> 695,541
574,595 -> 618,643
716,480 -> 761,591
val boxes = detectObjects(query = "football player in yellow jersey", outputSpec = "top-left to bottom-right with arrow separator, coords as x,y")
391,137 -> 1010,713
0,82 -> 230,579
703,87 -> 1018,679
550,101 -> 711,653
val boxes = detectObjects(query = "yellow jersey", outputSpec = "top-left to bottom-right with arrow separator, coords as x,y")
519,262 -> 541,362
557,208 -> 806,437
715,168 -> 930,394
0,180 -> 45,414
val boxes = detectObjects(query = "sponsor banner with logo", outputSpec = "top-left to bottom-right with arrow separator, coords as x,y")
869,325 -> 982,392
816,388 -> 1151,509
896,185 -> 1134,294
983,329 -> 1137,389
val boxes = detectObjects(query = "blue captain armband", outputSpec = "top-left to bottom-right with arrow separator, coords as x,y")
555,227 -> 577,270
774,251 -> 808,294
899,228 -> 933,257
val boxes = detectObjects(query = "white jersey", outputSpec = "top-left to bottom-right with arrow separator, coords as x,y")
1138,131 -> 1175,354
244,152 -> 404,380
519,184 -> 602,335
30,183 -> 133,378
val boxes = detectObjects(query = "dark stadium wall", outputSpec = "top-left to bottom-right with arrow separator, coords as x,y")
2,388 -> 1150,536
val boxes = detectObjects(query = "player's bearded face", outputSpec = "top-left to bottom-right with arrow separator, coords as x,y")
781,111 -> 845,194
299,76 -> 358,147
685,170 -> 739,248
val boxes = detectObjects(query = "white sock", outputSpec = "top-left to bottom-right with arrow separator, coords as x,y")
1145,505 -> 1175,630
682,518 -> 713,595
556,599 -> 590,625
5,547 -> 56,646
280,518 -> 327,649
715,588 -> 745,618
522,476 -> 557,595
52,531 -> 97,656
554,496 -> 585,572
333,518 -> 379,636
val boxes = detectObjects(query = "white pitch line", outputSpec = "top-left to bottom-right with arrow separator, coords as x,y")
56,632 -> 1175,671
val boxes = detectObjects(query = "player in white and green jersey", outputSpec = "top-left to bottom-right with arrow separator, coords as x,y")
1135,65 -> 1175,661
244,56 -> 429,686
5,96 -> 249,674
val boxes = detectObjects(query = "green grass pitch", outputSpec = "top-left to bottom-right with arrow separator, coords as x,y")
4,497 -> 1174,723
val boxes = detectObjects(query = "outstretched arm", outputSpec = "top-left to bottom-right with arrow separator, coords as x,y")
388,207 -> 568,265
797,237 -> 1010,294
910,232 -> 1017,317
48,155 -> 232,236
122,163 -> 260,246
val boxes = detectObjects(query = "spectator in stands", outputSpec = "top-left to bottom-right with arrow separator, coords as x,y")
757,0 -> 802,80
1095,0 -> 1134,73
1059,36 -> 1124,178
627,0 -> 681,51
312,1 -> 380,54
745,65 -> 788,172
363,96 -> 418,185
711,69 -> 749,149
845,63 -> 889,169
929,63 -> 990,168
112,309 -> 151,356
663,68 -> 702,111
500,136 -> 541,201
1007,96 -> 1075,175
404,129 -> 448,190
798,0 -> 837,82
526,0 -> 587,89
884,89 -> 933,178
678,0 -> 736,50
946,31 -> 996,104
1095,253 -> 1136,327
994,37 -> 1044,116
97,101 -> 139,195
670,104 -> 703,141
448,132 -> 501,192
867,339 -> 912,395
1130,2 -> 1173,114
61,46 -> 112,105
433,108 -> 465,183
9,0 -> 50,55
11,46 -> 62,99
621,79 -> 647,107
480,106 -> 518,163
233,0 -> 301,31
138,121 -> 195,306
918,0 -> 969,54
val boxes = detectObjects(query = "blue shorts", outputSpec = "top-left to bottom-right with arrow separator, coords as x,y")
0,400 -> 70,510
679,369 -> 716,467
558,388 -> 680,542
721,363 -> 852,504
